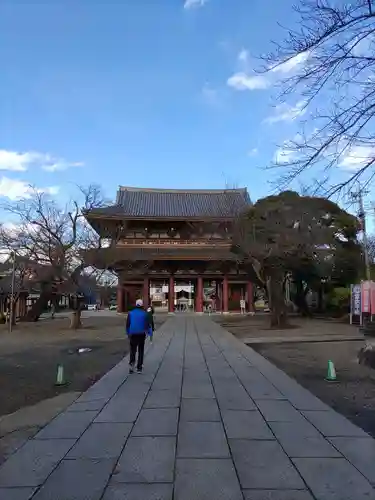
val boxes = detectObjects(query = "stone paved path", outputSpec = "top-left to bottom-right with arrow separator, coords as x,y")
1,316 -> 375,500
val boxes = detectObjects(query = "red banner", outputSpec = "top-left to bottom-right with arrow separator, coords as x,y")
362,281 -> 372,313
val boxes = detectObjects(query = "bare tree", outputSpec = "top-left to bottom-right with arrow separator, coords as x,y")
366,235 -> 375,263
264,0 -> 375,195
0,185 -> 110,328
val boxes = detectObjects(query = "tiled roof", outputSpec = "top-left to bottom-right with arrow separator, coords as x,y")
88,187 -> 251,219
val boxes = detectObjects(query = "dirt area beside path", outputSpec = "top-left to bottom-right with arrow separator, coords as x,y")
0,312 -> 165,418
253,340 -> 375,438
215,314 -> 360,340
216,314 -> 375,438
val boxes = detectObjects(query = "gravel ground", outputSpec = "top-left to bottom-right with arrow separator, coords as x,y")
0,313 -> 165,417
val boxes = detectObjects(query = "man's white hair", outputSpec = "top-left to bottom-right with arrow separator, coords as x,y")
136,299 -> 143,307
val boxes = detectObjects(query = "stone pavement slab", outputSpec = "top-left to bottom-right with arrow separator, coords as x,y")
329,437 -> 375,485
177,421 -> 230,458
222,410 -> 274,439
256,399 -> 307,423
175,458 -> 243,500
0,438 -> 75,487
32,458 -> 116,500
113,436 -> 176,483
302,409 -> 370,437
0,316 -> 374,499
180,398 -> 220,421
230,438 -> 305,489
0,488 -> 37,500
144,389 -> 181,408
293,457 -> 375,499
34,410 -> 98,439
132,408 -> 179,436
67,399 -> 107,412
103,483 -> 173,500
243,491 -> 314,500
66,423 -> 132,459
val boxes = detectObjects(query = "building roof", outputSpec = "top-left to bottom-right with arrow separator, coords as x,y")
87,186 -> 251,220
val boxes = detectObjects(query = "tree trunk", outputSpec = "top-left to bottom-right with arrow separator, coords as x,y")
294,280 -> 311,317
19,290 -> 51,322
268,275 -> 288,328
10,300 -> 16,326
70,309 -> 82,329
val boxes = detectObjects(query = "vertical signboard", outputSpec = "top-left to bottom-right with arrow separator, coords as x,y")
370,282 -> 375,315
361,281 -> 371,314
351,284 -> 361,315
350,284 -> 362,325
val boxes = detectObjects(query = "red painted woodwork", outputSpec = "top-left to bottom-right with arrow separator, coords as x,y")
247,281 -> 253,312
196,276 -> 203,313
143,277 -> 149,308
117,286 -> 124,313
168,276 -> 175,313
223,276 -> 229,313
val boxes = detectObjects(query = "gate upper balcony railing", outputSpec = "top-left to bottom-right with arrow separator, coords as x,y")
117,238 -> 230,246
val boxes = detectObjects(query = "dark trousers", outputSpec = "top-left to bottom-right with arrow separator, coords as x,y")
129,334 -> 146,369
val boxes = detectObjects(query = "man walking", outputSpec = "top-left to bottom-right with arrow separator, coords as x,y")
126,299 -> 150,374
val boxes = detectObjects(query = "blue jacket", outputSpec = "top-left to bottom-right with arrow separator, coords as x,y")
126,307 -> 149,335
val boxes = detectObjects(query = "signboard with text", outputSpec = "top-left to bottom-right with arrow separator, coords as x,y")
351,284 -> 361,317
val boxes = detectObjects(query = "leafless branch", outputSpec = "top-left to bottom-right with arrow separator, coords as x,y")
263,0 -> 375,195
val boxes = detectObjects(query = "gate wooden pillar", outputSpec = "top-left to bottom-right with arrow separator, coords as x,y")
143,277 -> 149,309
117,285 -> 124,313
223,276 -> 229,314
247,281 -> 254,312
168,276 -> 175,313
196,276 -> 204,313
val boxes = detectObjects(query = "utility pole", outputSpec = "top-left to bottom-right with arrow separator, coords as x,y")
351,187 -> 371,281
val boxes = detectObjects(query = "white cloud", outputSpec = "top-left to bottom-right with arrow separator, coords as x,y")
228,50 -> 309,92
265,100 -> 307,124
0,150 -> 44,172
41,186 -> 60,196
0,177 -> 59,200
350,35 -> 374,57
184,0 -> 208,9
340,145 -> 375,170
0,149 -> 83,173
273,144 -> 296,164
238,49 -> 249,64
42,161 -> 84,172
227,72 -> 271,91
269,52 -> 309,74
201,83 -> 220,106
248,148 -> 258,157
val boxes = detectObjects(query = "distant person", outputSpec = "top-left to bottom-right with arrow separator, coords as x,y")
240,298 -> 246,315
146,306 -> 155,341
126,299 -> 150,373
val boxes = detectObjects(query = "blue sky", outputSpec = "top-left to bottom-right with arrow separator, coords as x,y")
0,0 -> 325,206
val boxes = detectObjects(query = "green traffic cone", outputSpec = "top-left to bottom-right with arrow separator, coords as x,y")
55,364 -> 66,386
326,360 -> 337,382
